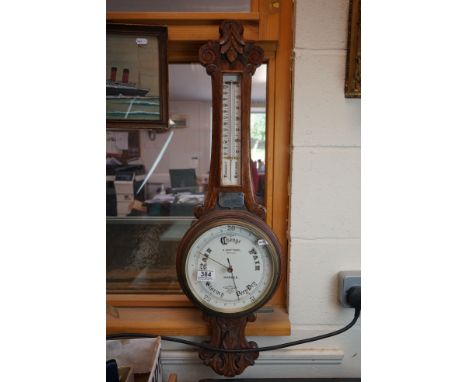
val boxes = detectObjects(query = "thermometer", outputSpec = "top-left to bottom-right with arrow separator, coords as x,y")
221,74 -> 242,187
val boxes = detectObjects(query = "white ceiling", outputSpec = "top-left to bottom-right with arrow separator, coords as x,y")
169,63 -> 267,104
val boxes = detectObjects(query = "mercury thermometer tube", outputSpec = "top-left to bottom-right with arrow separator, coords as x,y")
221,74 -> 242,186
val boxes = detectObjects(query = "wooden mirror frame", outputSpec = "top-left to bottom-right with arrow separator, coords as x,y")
106,1 -> 294,339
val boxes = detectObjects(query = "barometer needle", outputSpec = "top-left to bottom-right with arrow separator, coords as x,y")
202,254 -> 229,270
227,258 -> 240,301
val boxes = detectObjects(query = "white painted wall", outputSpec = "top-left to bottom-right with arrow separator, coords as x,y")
161,1 -> 361,379
288,0 -> 361,377
138,100 -> 212,187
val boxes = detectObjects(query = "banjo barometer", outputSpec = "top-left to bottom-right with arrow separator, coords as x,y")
176,21 -> 282,377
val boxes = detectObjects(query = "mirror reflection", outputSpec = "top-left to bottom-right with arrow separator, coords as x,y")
106,63 -> 267,293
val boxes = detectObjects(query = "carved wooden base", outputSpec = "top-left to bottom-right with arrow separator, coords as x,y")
199,313 -> 259,377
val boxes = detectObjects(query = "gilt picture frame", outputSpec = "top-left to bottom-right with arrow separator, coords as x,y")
345,0 -> 361,98
106,23 -> 169,129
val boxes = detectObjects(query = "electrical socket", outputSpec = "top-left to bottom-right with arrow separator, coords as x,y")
338,270 -> 361,308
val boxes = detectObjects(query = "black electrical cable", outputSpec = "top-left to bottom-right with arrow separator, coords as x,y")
107,302 -> 360,353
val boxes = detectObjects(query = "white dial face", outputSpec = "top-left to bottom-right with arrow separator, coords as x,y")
184,222 -> 278,314
221,73 -> 242,187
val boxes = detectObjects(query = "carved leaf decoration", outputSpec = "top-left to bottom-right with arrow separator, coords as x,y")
199,313 -> 259,377
219,21 -> 245,63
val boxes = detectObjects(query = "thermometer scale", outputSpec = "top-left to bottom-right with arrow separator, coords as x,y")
221,74 -> 242,187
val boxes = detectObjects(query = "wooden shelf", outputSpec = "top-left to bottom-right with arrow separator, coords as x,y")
107,12 -> 261,42
107,306 -> 291,336
107,294 -> 192,308
107,12 -> 260,22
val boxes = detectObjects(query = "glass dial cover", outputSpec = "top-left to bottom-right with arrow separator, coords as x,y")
179,216 -> 280,315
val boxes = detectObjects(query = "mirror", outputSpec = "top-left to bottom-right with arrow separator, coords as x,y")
106,63 -> 268,293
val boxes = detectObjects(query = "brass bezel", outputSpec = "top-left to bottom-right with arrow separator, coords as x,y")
176,210 -> 281,317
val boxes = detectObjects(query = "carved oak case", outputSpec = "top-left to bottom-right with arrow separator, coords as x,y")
176,21 -> 282,377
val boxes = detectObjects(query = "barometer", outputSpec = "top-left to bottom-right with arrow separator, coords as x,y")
177,211 -> 281,317
176,21 -> 282,377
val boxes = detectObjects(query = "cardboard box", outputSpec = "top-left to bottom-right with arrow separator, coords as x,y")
116,193 -> 134,202
118,366 -> 134,382
116,201 -> 132,216
114,181 -> 135,196
107,337 -> 161,382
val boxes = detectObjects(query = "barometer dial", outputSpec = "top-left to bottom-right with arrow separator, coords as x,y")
177,212 -> 281,316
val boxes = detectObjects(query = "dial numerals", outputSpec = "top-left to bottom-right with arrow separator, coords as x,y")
184,222 -> 278,314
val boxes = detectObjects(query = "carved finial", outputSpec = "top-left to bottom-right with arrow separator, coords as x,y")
199,313 -> 259,377
219,20 -> 246,63
199,20 -> 263,76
